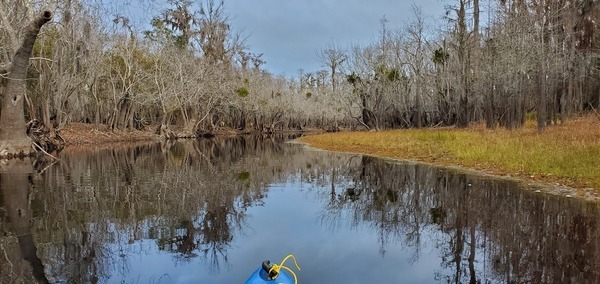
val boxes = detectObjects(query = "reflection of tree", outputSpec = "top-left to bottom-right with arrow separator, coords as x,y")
0,160 -> 49,284
436,173 -> 475,284
320,156 -> 429,260
157,199 -> 242,273
3,137 -> 599,283
0,134 -> 327,282
317,155 -> 600,283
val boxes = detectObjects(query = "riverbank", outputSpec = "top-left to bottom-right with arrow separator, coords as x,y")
60,123 -> 323,145
297,115 -> 600,200
58,123 -> 320,152
57,118 -> 600,199
61,123 -> 161,145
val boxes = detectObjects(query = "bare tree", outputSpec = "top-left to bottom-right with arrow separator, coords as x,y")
106,31 -> 143,131
0,10 -> 52,157
317,42 -> 347,94
404,6 -> 428,128
455,0 -> 471,128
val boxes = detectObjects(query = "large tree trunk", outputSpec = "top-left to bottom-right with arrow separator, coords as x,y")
0,11 -> 52,158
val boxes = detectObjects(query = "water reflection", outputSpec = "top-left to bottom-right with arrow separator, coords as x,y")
0,136 -> 598,283
0,160 -> 49,284
320,155 -> 600,283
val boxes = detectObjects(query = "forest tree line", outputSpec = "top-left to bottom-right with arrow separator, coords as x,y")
1,0 -> 599,139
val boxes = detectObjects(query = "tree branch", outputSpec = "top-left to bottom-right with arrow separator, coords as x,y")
29,57 -> 53,63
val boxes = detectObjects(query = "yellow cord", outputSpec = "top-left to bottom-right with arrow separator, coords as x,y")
268,254 -> 301,284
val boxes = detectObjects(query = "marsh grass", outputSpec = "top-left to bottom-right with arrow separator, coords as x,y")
298,115 -> 600,190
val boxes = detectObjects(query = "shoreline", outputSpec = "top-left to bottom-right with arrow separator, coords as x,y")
297,140 -> 600,203
56,121 -> 600,203
296,115 -> 600,203
60,123 -> 323,146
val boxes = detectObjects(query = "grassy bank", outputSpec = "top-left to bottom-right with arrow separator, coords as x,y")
297,115 -> 600,191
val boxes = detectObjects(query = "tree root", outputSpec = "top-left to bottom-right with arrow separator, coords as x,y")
26,119 -> 65,158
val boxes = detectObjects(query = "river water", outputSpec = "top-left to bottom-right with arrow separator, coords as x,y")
0,136 -> 598,283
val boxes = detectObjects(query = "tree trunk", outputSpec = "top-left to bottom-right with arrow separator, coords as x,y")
456,0 -> 470,128
415,83 -> 423,128
112,92 -> 133,131
0,11 -> 52,158
538,37 -> 547,131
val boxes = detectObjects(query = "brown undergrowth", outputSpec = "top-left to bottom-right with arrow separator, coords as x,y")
61,123 -> 161,145
57,123 -> 162,154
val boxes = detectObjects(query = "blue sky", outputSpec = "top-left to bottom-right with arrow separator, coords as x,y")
225,0 -> 447,76
111,0 -> 448,76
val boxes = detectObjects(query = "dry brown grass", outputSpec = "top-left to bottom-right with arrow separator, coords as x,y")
298,114 -> 600,191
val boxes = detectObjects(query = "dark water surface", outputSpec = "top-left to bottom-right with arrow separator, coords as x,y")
1,137 -> 599,283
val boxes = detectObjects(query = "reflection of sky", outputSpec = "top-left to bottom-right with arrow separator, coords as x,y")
104,177 -> 486,284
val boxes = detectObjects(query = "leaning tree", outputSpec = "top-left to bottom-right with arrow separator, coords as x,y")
0,10 -> 52,158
